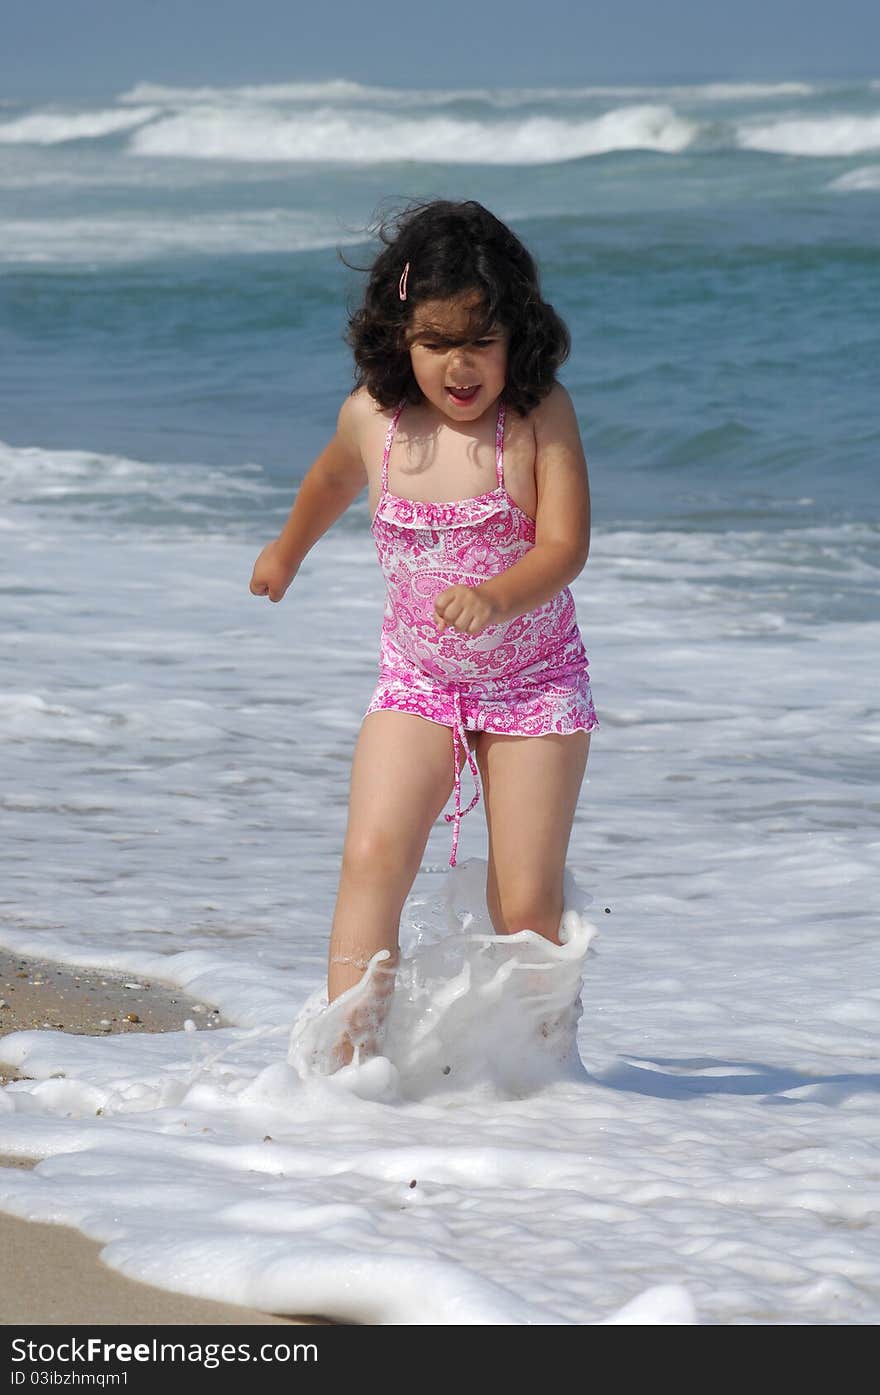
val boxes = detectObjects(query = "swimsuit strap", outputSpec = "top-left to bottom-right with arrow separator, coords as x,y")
381,399 -> 407,496
495,399 -> 505,489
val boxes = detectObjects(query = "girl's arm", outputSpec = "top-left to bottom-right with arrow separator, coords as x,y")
439,384 -> 590,631
250,393 -> 368,602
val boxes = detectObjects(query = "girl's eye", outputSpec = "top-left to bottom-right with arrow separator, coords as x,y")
418,339 -> 495,351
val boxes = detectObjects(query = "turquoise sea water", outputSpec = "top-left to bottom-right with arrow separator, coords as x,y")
1,77 -> 878,539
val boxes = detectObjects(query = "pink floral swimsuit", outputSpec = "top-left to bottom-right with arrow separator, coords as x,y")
365,396 -> 599,867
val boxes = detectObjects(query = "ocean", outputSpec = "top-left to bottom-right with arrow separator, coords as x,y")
0,77 -> 878,1324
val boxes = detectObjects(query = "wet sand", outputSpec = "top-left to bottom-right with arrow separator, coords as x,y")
0,949 -> 226,1084
0,950 -> 333,1326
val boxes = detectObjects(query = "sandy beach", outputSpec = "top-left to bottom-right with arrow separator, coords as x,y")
0,951 -> 331,1326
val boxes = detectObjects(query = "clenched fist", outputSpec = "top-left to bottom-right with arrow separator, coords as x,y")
434,584 -> 498,636
249,539 -> 299,603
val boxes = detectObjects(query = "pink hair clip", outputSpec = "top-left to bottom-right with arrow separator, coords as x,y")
398,261 -> 410,301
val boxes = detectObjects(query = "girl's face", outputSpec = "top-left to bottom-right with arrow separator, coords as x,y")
406,291 -> 509,422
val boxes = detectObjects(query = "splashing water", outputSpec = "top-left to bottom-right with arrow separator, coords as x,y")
288,858 -> 599,1102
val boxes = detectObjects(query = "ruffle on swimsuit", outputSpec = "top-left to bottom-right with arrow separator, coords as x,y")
365,396 -> 598,867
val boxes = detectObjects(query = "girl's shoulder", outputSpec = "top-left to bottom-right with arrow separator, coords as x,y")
531,381 -> 576,428
504,382 -> 575,440
504,383 -> 575,456
337,386 -> 396,457
523,382 -> 585,466
341,389 -> 405,503
342,384 -> 397,433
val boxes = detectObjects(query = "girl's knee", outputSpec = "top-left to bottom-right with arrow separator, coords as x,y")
341,827 -> 421,884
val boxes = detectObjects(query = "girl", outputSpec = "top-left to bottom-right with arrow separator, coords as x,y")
250,199 -> 598,1066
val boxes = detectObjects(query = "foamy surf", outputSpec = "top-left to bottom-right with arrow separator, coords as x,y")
289,858 -> 598,1101
0,856 -> 702,1325
828,164 -> 880,191
0,107 -> 159,145
127,103 -> 697,164
736,113 -> 880,156
115,78 -> 815,108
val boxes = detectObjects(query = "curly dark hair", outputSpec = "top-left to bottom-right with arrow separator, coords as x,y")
341,198 -> 570,416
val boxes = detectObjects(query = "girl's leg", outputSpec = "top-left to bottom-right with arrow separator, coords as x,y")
472,730 -> 591,943
328,710 -> 471,1058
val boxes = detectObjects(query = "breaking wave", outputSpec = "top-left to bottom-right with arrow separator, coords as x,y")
737,113 -> 880,157
127,102 -> 697,164
0,106 -> 159,145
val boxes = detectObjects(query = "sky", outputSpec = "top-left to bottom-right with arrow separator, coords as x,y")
3,0 -> 879,101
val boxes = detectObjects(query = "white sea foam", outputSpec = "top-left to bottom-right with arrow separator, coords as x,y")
828,163 -> 880,191
0,78 -> 853,180
737,113 -> 880,156
289,860 -> 598,1100
118,78 -> 543,112
523,81 -> 816,103
0,859 -> 681,1326
0,209 -> 361,265
0,442 -> 878,1323
0,107 -> 159,145
0,438 -> 270,511
128,103 -> 697,164
116,78 -> 816,108
119,79 -> 400,106
673,81 -> 815,101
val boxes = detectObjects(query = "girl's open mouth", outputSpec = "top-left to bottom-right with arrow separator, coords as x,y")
446,385 -> 480,404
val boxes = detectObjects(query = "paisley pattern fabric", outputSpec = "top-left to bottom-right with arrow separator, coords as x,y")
365,397 -> 598,866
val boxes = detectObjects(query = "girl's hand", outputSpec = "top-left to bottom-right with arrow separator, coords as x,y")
249,539 -> 300,603
434,584 -> 498,636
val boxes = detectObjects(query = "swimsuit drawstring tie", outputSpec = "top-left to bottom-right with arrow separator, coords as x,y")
444,687 -> 481,867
